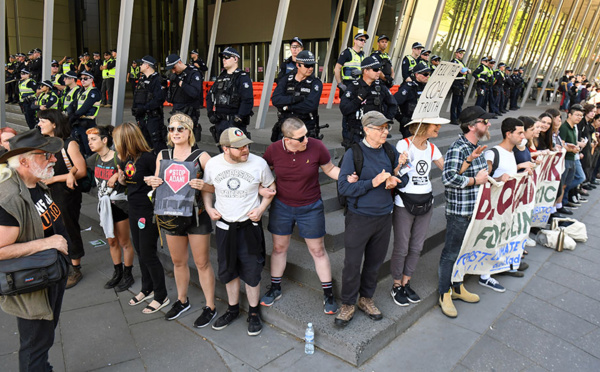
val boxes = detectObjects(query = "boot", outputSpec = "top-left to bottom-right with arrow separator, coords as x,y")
66,265 -> 83,289
104,263 -> 123,289
451,284 -> 480,303
439,290 -> 457,318
115,265 -> 134,292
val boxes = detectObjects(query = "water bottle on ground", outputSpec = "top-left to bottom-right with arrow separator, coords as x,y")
305,322 -> 314,354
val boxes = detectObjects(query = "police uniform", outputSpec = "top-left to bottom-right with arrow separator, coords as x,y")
189,49 -> 209,75
92,53 -> 103,90
5,56 -> 18,104
503,67 -> 514,111
450,48 -> 468,123
277,37 -> 303,80
337,33 -> 367,90
100,53 -> 116,106
394,62 -> 429,139
165,53 -> 204,139
271,50 -> 323,141
69,71 -> 100,156
61,71 -> 80,113
429,55 -> 441,72
61,58 -> 75,74
493,63 -> 507,114
401,42 -> 424,82
340,56 -> 398,147
133,56 -> 167,154
29,48 -> 42,82
370,35 -> 394,88
129,62 -> 140,92
206,47 -> 254,143
473,58 -> 492,110
18,69 -> 38,129
34,80 -> 60,114
510,69 -> 524,110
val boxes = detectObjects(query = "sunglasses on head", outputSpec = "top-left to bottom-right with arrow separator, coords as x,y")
167,125 -> 186,133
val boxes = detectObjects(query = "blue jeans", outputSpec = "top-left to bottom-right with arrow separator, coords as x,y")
563,158 -> 586,203
438,214 -> 471,295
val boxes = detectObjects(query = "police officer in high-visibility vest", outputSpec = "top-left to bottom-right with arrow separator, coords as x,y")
473,57 -> 492,112
132,56 -> 166,154
50,60 -> 66,98
68,70 -> 100,156
340,56 -> 398,148
370,35 -> 394,88
430,54 -> 441,72
127,60 -> 140,92
18,69 -> 38,129
401,42 -> 424,82
394,62 -> 430,139
34,80 -> 60,114
59,56 -> 76,74
165,53 -> 204,140
493,62 -> 507,115
99,51 -> 116,107
417,49 -> 431,65
62,71 -> 80,113
278,37 -> 304,80
271,50 -> 323,141
450,47 -> 470,124
206,47 -> 254,146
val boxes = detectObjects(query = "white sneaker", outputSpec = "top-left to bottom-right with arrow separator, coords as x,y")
525,237 -> 536,247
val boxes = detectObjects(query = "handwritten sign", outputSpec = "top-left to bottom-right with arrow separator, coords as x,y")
530,150 -> 565,227
412,62 -> 462,120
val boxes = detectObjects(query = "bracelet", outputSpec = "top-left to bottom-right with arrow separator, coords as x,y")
465,159 -> 472,164
472,177 -> 477,186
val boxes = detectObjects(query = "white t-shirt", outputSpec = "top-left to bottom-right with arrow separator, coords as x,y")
484,145 -> 518,178
394,138 -> 442,207
203,153 -> 275,223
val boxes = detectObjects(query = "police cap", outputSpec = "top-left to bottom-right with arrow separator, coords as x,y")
110,49 -> 116,53
20,69 -> 31,75
420,49 -> 431,56
361,56 -> 381,69
431,54 -> 441,61
27,50 -> 34,55
354,33 -> 369,40
455,47 -> 466,53
34,48 -> 42,53
481,56 -> 489,62
64,71 -> 78,79
81,70 -> 94,79
165,54 -> 182,68
51,60 -> 59,66
66,56 -> 72,61
190,49 -> 199,55
413,62 -> 432,75
291,37 -> 303,47
518,66 -> 524,71
412,42 -> 424,49
83,52 -> 89,57
498,62 -> 506,68
104,51 -> 111,56
40,80 -> 53,89
218,47 -> 240,59
296,50 -> 315,65
93,52 -> 100,56
141,55 -> 157,67
489,59 -> 496,64
506,66 -> 512,71
378,35 -> 389,42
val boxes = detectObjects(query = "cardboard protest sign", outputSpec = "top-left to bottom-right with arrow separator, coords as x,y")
451,172 -> 536,283
530,150 -> 565,227
412,61 -> 462,120
154,160 -> 195,216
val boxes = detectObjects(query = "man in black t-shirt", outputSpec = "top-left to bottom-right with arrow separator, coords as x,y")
0,129 -> 69,372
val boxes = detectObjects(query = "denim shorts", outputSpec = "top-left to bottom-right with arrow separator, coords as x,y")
267,198 -> 326,239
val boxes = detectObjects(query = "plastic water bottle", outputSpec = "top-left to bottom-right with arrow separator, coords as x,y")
304,322 -> 315,354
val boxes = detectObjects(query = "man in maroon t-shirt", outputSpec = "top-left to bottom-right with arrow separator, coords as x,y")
260,117 -> 351,315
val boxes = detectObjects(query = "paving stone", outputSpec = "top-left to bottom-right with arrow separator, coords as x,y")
93,358 -> 146,371
523,275 -> 570,301
261,345 -> 357,372
213,345 -> 260,372
116,286 -> 166,326
0,352 -> 18,371
548,253 -> 600,281
548,290 -> 600,326
451,363 -> 474,372
537,262 -> 600,295
0,309 -> 18,355
60,266 -> 120,312
573,327 -> 600,359
460,334 -> 534,371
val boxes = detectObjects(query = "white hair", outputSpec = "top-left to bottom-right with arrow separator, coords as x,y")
7,154 -> 25,170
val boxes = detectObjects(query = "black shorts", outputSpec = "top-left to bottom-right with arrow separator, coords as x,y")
111,203 -> 128,223
215,222 -> 264,287
160,211 -> 213,236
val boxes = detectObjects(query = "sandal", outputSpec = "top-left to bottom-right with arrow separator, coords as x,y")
142,298 -> 170,314
523,250 -> 529,256
129,291 -> 154,306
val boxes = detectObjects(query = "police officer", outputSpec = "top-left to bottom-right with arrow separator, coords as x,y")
61,71 -> 80,113
165,53 -> 204,140
127,60 -> 140,92
29,48 -> 42,82
5,55 -> 18,104
92,52 -> 103,90
450,47 -> 470,124
132,56 -> 167,153
417,49 -> 431,65
278,37 -> 304,80
34,80 -> 60,113
50,60 -> 66,93
59,56 -> 76,74
340,56 -> 397,148
486,58 -> 500,115
206,46 -> 254,145
271,50 -> 323,141
430,54 -> 441,72
493,62 -> 508,114
335,33 -> 368,93
18,69 -> 38,129
189,49 -> 209,75
370,35 -> 394,88
509,67 -> 522,110
394,61 -> 430,139
100,51 -> 116,107
68,70 -> 100,156
401,42 -> 424,82
503,66 -> 514,112
472,57 -> 493,113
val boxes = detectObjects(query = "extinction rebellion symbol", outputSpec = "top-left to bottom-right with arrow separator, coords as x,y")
164,163 -> 191,193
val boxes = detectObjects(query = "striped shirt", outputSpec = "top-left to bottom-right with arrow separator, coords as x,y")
442,134 -> 487,216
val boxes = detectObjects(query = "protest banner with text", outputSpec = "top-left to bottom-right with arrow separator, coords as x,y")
530,150 -> 565,227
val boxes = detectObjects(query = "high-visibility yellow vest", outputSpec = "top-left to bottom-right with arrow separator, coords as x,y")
78,87 -> 100,118
63,86 -> 80,111
19,79 -> 35,101
102,58 -> 116,79
341,48 -> 364,81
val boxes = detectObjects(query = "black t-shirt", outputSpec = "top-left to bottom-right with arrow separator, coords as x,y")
0,185 -> 62,238
120,152 -> 156,205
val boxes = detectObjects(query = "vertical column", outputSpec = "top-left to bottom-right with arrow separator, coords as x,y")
320,0 -> 344,83
205,0 -> 222,81
511,0 -> 544,71
389,0 -> 409,68
584,42 -> 600,76
463,0 -> 489,102
179,0 -> 196,64
12,0 -> 21,51
363,0 -> 385,54
425,0 -> 447,49
111,0 -> 135,127
1,0 -> 6,127
496,0 -> 522,60
580,19 -> 600,75
255,0 -> 291,129
327,0 -> 359,109
41,0 -> 55,82
392,0 -> 418,75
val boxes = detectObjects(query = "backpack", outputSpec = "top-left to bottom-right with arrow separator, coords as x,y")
336,142 -> 396,214
489,147 -> 500,176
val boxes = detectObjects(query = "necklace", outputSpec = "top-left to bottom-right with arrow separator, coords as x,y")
99,148 -> 112,160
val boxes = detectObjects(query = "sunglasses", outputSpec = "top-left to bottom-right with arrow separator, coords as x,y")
371,68 -> 380,72
422,54 -> 430,57
222,55 -> 235,60
299,64 -> 315,69
167,125 -> 186,133
477,119 -> 489,124
285,135 -> 306,142
357,39 -> 366,42
420,72 -> 431,77
31,152 -> 53,160
81,77 -> 92,81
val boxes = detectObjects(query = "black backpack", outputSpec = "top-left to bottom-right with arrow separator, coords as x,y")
337,142 -> 396,214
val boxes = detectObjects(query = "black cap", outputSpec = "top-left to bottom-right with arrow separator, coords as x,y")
354,33 -> 369,40
518,66 -> 524,70
498,62 -> 506,68
218,47 -> 240,59
291,37 -> 303,47
455,47 -> 466,53
0,129 -> 64,164
64,70 -> 78,79
420,49 -> 431,56
378,35 -> 389,42
34,48 -> 42,53
141,55 -> 157,66
412,42 -> 424,49
28,50 -> 34,55
506,66 -> 512,71
431,54 -> 441,61
93,52 -> 100,56
190,49 -> 199,55
110,49 -> 116,53
489,58 -> 496,64
459,106 -> 495,123
165,54 -> 182,68
413,62 -> 431,75
481,56 -> 489,62
83,52 -> 89,56
40,80 -> 53,89
51,60 -> 58,66
66,56 -> 72,60
361,56 -> 381,69
81,70 -> 94,79
20,69 -> 30,74
296,50 -> 315,65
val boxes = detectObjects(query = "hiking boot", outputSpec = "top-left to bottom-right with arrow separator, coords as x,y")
323,294 -> 339,315
451,284 -> 480,303
404,281 -> 421,303
334,304 -> 355,327
115,268 -> 134,292
478,277 -> 506,292
212,309 -> 240,330
104,265 -> 123,289
165,298 -> 191,321
259,285 -> 282,307
391,285 -> 409,306
194,306 -> 217,328
247,313 -> 262,336
357,297 -> 382,320
66,266 -> 83,289
439,290 -> 457,318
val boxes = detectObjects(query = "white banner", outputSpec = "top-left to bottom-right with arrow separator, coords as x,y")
530,150 -> 566,227
412,61 -> 462,120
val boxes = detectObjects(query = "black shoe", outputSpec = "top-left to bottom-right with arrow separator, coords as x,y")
587,184 -> 597,189
578,188 -> 589,196
550,213 -> 566,219
582,184 -> 593,191
591,180 -> 599,185
517,262 -> 529,271
404,281 -> 421,303
391,285 -> 409,306
247,313 -> 262,336
165,298 -> 191,320
499,270 -> 524,277
115,270 -> 134,292
194,306 -> 217,328
566,202 -> 580,209
212,309 -> 239,330
556,207 -> 573,215
104,265 -> 123,289
492,115 -> 499,119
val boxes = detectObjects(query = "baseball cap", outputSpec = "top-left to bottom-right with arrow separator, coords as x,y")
190,49 -> 199,55
420,49 -> 431,56
141,55 -> 157,66
455,47 -> 466,53
378,35 -> 390,42
64,71 -> 78,79
81,70 -> 94,79
354,33 -> 369,40
40,80 -> 53,89
413,62 -> 431,75
220,127 -> 253,148
291,37 -> 303,47
362,111 -> 392,127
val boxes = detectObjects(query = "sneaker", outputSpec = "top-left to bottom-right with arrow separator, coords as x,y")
578,196 -> 589,203
556,207 -> 573,215
66,266 -> 83,289
212,309 -> 239,330
357,297 -> 383,320
525,237 -> 536,247
439,291 -> 457,318
259,285 -> 282,307
478,277 -> 506,292
323,294 -> 339,315
404,281 -> 421,303
194,306 -> 217,328
578,188 -> 589,196
247,313 -> 262,336
334,304 -> 355,327
582,184 -> 593,191
165,298 -> 191,320
566,202 -> 580,209
391,285 -> 409,307
570,195 -> 580,204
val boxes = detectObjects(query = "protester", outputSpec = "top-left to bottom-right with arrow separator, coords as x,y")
536,112 -> 554,151
0,127 -> 17,154
560,105 -> 587,209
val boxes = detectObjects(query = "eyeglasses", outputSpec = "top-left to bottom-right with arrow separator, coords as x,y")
167,125 -> 186,133
291,45 -> 302,49
357,39 -> 366,42
285,135 -> 306,142
477,119 -> 489,125
31,152 -> 53,160
299,64 -> 315,69
227,145 -> 249,150
81,77 -> 92,81
366,125 -> 390,133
